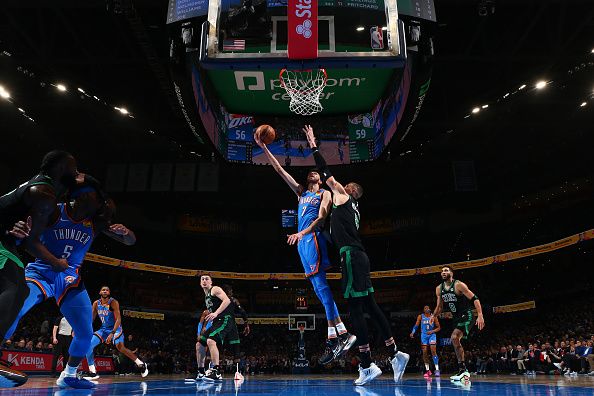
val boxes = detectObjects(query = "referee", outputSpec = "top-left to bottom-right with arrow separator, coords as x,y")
51,315 -> 73,377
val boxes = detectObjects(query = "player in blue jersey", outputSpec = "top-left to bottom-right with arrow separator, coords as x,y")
410,305 -> 441,378
85,285 -> 149,380
255,131 -> 356,365
189,309 -> 213,381
4,179 -> 136,389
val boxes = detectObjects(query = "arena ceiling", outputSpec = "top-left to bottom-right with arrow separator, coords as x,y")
0,0 -> 592,203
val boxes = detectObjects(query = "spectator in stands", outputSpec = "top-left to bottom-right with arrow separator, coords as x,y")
51,315 -> 73,378
496,346 -> 509,373
511,345 -> 525,374
15,339 -> 26,350
577,340 -> 593,374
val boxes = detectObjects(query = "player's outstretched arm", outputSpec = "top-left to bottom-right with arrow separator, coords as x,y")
302,125 -> 349,204
410,314 -> 421,338
432,285 -> 443,318
104,224 -> 136,246
457,281 -> 485,330
91,300 -> 98,322
458,282 -> 485,330
254,131 -> 303,196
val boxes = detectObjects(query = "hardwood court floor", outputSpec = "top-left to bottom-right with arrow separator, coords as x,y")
3,373 -> 594,395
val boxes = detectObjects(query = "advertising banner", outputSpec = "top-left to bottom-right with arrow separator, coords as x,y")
493,301 -> 536,314
1,350 -> 113,373
287,0 -> 318,59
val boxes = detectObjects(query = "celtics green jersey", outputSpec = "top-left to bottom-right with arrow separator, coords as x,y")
205,287 -> 233,316
440,280 -> 471,319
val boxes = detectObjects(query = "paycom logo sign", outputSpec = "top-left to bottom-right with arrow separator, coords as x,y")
233,71 -> 366,101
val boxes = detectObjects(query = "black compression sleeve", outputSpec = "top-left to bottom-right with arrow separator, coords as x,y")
312,149 -> 332,182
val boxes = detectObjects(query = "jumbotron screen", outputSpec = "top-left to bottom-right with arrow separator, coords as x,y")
190,64 -> 414,166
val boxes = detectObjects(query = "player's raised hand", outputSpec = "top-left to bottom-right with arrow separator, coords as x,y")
286,231 -> 304,245
253,131 -> 265,148
302,125 -> 316,148
109,224 -> 130,236
476,314 -> 485,331
8,216 -> 32,239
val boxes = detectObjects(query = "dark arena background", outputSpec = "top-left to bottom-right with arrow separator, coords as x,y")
1,0 -> 594,395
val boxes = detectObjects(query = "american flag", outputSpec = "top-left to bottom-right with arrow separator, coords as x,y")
223,39 -> 246,51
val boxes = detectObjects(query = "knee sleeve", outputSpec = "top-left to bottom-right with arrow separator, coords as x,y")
309,273 -> 339,321
60,288 -> 93,357
3,282 -> 45,340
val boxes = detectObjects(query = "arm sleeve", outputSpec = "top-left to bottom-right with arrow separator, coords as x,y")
312,149 -> 332,182
233,298 -> 248,322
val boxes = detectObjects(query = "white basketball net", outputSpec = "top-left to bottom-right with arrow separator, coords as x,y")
279,68 -> 328,116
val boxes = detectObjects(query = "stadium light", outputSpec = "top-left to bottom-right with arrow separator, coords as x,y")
56,84 -> 67,92
118,107 -> 129,115
519,84 -> 526,90
535,80 -> 547,89
472,107 -> 480,114
77,87 -> 85,93
581,102 -> 587,107
0,87 -> 10,99
18,107 -> 25,112
591,48 -> 594,54
356,26 -> 364,31
482,104 -> 489,109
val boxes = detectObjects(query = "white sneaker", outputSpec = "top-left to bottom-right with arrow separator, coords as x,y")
353,363 -> 382,386
391,351 -> 410,382
553,363 -> 563,370
588,371 -> 594,376
450,369 -> 471,382
138,363 -> 149,378
82,371 -> 100,381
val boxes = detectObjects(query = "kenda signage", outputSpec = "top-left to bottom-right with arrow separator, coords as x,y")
207,69 -> 393,114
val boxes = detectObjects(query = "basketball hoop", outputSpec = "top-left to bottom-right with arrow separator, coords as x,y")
298,324 -> 306,335
279,68 -> 328,116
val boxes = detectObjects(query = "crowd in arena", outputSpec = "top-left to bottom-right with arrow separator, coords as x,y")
3,293 -> 592,377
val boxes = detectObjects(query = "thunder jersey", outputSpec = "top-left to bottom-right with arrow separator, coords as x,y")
297,189 -> 326,233
33,203 -> 95,269
421,314 -> 435,335
97,298 -> 117,329
441,280 -> 471,319
330,195 -> 364,250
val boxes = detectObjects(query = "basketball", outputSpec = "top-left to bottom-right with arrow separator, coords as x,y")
256,124 -> 276,144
